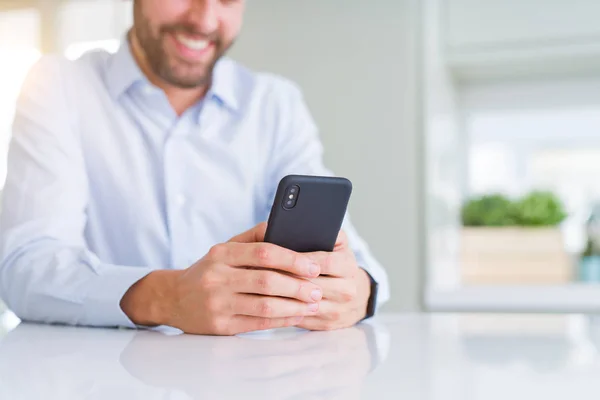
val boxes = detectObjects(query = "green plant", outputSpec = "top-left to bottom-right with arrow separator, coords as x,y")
514,191 -> 567,226
461,194 -> 517,227
461,191 -> 567,227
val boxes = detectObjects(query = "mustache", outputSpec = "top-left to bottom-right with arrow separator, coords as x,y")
160,23 -> 219,42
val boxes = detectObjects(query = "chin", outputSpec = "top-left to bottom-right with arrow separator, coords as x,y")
175,79 -> 211,89
170,63 -> 216,86
162,68 -> 212,89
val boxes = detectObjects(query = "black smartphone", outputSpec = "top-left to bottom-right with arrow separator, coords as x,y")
264,175 -> 353,253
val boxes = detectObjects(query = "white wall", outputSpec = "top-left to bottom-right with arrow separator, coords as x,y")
445,0 -> 600,50
229,0 -> 423,311
442,0 -> 600,82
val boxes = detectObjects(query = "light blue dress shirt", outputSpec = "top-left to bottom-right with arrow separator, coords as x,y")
0,41 -> 389,328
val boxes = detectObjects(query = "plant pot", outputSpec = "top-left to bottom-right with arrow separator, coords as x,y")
579,256 -> 600,283
460,227 -> 573,284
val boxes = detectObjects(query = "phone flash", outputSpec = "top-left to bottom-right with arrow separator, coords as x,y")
289,194 -> 294,199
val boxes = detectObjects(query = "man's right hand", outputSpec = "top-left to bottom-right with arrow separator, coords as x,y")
120,223 -> 323,335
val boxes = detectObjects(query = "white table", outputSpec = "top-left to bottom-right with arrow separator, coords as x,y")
1,313 -> 600,399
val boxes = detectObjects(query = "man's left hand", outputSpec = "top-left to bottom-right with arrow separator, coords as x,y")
297,231 -> 372,331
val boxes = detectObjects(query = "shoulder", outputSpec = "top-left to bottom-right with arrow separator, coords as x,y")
24,50 -> 109,80
19,51 -> 108,101
17,55 -> 71,111
19,55 -> 66,96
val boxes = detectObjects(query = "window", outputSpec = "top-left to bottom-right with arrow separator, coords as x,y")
426,78 -> 600,311
64,39 -> 120,60
58,0 -> 132,56
465,79 -> 600,256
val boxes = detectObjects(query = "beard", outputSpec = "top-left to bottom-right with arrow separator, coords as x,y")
132,8 -> 234,89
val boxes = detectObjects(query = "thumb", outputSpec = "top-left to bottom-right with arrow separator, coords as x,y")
228,222 -> 268,243
334,230 -> 349,250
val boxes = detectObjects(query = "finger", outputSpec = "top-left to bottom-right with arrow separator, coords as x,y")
210,242 -> 320,278
305,251 -> 354,277
310,276 -> 355,303
296,301 -> 354,331
233,294 -> 320,319
298,317 -> 343,331
228,222 -> 268,243
230,315 -> 305,334
334,230 -> 349,249
234,269 -> 323,303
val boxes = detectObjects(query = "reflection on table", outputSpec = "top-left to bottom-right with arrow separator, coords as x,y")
2,314 -> 600,400
0,320 -> 388,400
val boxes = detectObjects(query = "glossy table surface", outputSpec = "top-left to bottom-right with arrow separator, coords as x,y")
1,312 -> 600,399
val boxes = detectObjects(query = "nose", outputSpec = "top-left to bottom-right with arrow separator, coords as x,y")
190,0 -> 219,34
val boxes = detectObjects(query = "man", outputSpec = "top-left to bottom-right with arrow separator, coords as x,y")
0,0 -> 389,335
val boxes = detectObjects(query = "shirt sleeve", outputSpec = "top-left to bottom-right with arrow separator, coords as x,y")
262,77 -> 390,308
0,56 -> 153,328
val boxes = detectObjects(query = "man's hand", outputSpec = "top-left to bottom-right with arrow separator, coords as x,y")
298,231 -> 372,331
120,223 -> 323,335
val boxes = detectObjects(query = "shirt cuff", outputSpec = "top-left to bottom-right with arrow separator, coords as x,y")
84,265 -> 154,328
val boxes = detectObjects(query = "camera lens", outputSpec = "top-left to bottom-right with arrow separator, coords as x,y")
283,185 -> 299,209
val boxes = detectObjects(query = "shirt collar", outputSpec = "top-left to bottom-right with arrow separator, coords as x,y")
106,36 -> 146,99
106,36 -> 241,114
209,58 -> 241,113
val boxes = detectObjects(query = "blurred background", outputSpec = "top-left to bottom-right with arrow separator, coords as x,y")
2,0 -> 600,330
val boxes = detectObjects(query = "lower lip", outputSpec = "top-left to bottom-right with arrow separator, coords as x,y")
170,34 -> 214,61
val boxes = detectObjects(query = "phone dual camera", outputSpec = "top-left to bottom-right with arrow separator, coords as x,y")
282,185 -> 300,209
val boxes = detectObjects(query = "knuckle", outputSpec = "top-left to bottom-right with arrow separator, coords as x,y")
257,317 -> 272,331
257,299 -> 273,317
255,244 -> 271,264
322,320 -> 337,331
324,309 -> 341,321
330,310 -> 342,321
255,273 -> 273,292
208,317 -> 229,335
200,269 -> 221,289
208,243 -> 228,261
341,286 -> 357,303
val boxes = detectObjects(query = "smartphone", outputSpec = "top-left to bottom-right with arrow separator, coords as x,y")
264,175 -> 352,253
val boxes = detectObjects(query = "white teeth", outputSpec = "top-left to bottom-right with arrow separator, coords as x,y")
175,34 -> 210,51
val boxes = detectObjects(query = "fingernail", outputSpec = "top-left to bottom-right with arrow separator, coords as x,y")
308,303 -> 319,312
308,261 -> 320,277
293,316 -> 304,324
310,289 -> 322,302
